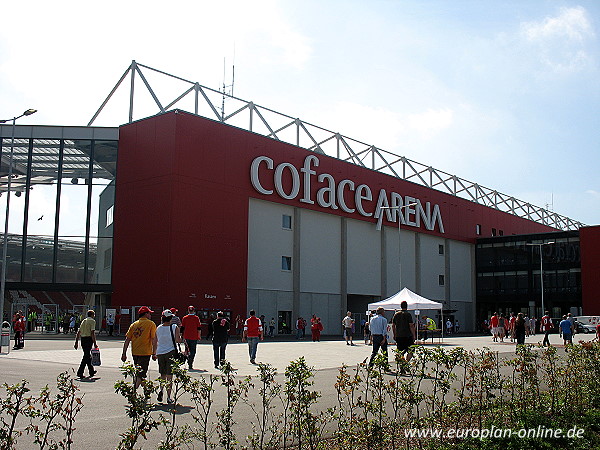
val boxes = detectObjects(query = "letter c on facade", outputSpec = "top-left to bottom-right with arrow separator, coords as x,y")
250,156 -> 274,195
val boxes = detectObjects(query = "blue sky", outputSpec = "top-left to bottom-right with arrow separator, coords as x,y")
1,0 -> 598,225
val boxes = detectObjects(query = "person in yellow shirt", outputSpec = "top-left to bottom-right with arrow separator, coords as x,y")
121,306 -> 157,389
421,315 -> 437,341
74,310 -> 98,378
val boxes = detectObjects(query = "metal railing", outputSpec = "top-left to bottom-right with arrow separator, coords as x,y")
88,61 -> 584,230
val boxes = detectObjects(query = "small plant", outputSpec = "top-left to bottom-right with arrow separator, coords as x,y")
114,362 -> 160,450
215,361 -> 251,450
157,360 -> 195,450
245,362 -> 282,450
27,371 -> 84,450
283,357 -> 327,450
188,372 -> 219,449
0,380 -> 35,450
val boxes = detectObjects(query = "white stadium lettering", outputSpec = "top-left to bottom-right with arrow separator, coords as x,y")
274,162 -> 300,200
249,154 -> 445,233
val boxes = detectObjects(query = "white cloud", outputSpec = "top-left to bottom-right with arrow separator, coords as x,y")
519,6 -> 595,73
522,6 -> 594,42
0,0 -> 312,125
407,108 -> 454,137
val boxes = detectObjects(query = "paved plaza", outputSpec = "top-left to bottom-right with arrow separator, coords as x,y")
1,332 -> 595,449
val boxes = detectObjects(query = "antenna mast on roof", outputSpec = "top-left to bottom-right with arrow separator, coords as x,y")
220,49 -> 235,120
545,193 -> 554,211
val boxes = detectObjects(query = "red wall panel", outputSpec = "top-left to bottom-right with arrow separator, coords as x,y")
112,110 -> 557,316
580,226 -> 600,315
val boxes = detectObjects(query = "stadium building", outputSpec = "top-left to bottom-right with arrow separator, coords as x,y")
1,62 -> 598,334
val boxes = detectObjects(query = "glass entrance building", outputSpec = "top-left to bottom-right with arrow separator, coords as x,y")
0,125 -> 118,316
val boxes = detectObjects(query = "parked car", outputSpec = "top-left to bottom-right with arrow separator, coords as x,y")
575,322 -> 595,334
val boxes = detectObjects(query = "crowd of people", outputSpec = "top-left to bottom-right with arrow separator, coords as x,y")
114,306 -> 275,403
14,303 -> 600,403
485,311 -> 594,347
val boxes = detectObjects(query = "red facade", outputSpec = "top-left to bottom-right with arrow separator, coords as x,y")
580,226 -> 600,315
111,111 -> 556,315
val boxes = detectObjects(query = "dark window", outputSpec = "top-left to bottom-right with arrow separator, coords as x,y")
476,224 -> 482,235
281,256 -> 292,271
499,230 -> 504,236
439,275 -> 445,286
103,248 -> 112,269
282,214 -> 292,230
439,244 -> 444,255
492,228 -> 497,236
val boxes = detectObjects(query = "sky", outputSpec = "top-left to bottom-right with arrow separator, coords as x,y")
1,0 -> 599,226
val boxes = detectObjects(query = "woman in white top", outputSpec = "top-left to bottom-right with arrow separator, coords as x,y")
154,310 -> 182,404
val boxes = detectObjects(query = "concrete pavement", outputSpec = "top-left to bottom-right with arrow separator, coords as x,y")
1,332 -> 595,449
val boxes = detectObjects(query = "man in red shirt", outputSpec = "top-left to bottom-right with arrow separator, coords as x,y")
180,306 -> 201,370
489,313 -> 499,342
540,311 -> 554,347
242,309 -> 263,364
13,311 -> 26,349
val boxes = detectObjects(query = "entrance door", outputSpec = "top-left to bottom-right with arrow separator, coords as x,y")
347,294 -> 380,336
278,311 -> 291,334
42,304 -> 59,334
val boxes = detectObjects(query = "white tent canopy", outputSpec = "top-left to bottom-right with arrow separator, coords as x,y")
368,288 -> 444,342
368,288 -> 443,311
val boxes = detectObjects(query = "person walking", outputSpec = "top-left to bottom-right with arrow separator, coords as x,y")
107,314 -> 115,336
212,311 -> 231,368
13,311 -> 25,349
508,312 -> 517,342
154,310 -> 181,403
489,313 -> 499,342
235,315 -> 244,339
514,312 -> 526,345
269,317 -> 276,337
121,306 -> 158,389
498,314 -> 506,342
445,318 -> 453,335
100,316 -> 108,336
296,317 -> 304,340
559,315 -> 573,346
169,308 -> 181,326
242,310 -> 263,364
74,310 -> 98,378
540,311 -> 553,347
62,313 -> 70,334
342,311 -> 355,346
567,313 -> 576,337
368,307 -> 389,369
392,301 -> 416,365
181,305 -> 201,370
311,317 -> 323,342
364,314 -> 372,345
530,317 -> 537,336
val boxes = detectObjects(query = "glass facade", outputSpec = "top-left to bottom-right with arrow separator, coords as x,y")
476,231 -> 581,327
0,129 -> 118,290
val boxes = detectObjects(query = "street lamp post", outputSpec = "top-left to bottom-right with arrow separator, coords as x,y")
0,109 -> 37,352
378,202 -> 418,290
378,203 -> 424,339
526,241 -> 555,317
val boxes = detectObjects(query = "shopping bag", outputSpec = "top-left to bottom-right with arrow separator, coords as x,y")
91,347 -> 101,366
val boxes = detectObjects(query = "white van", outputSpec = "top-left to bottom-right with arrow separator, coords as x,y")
574,316 -> 600,326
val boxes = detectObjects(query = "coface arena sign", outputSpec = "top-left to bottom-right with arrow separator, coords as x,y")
250,154 -> 444,233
